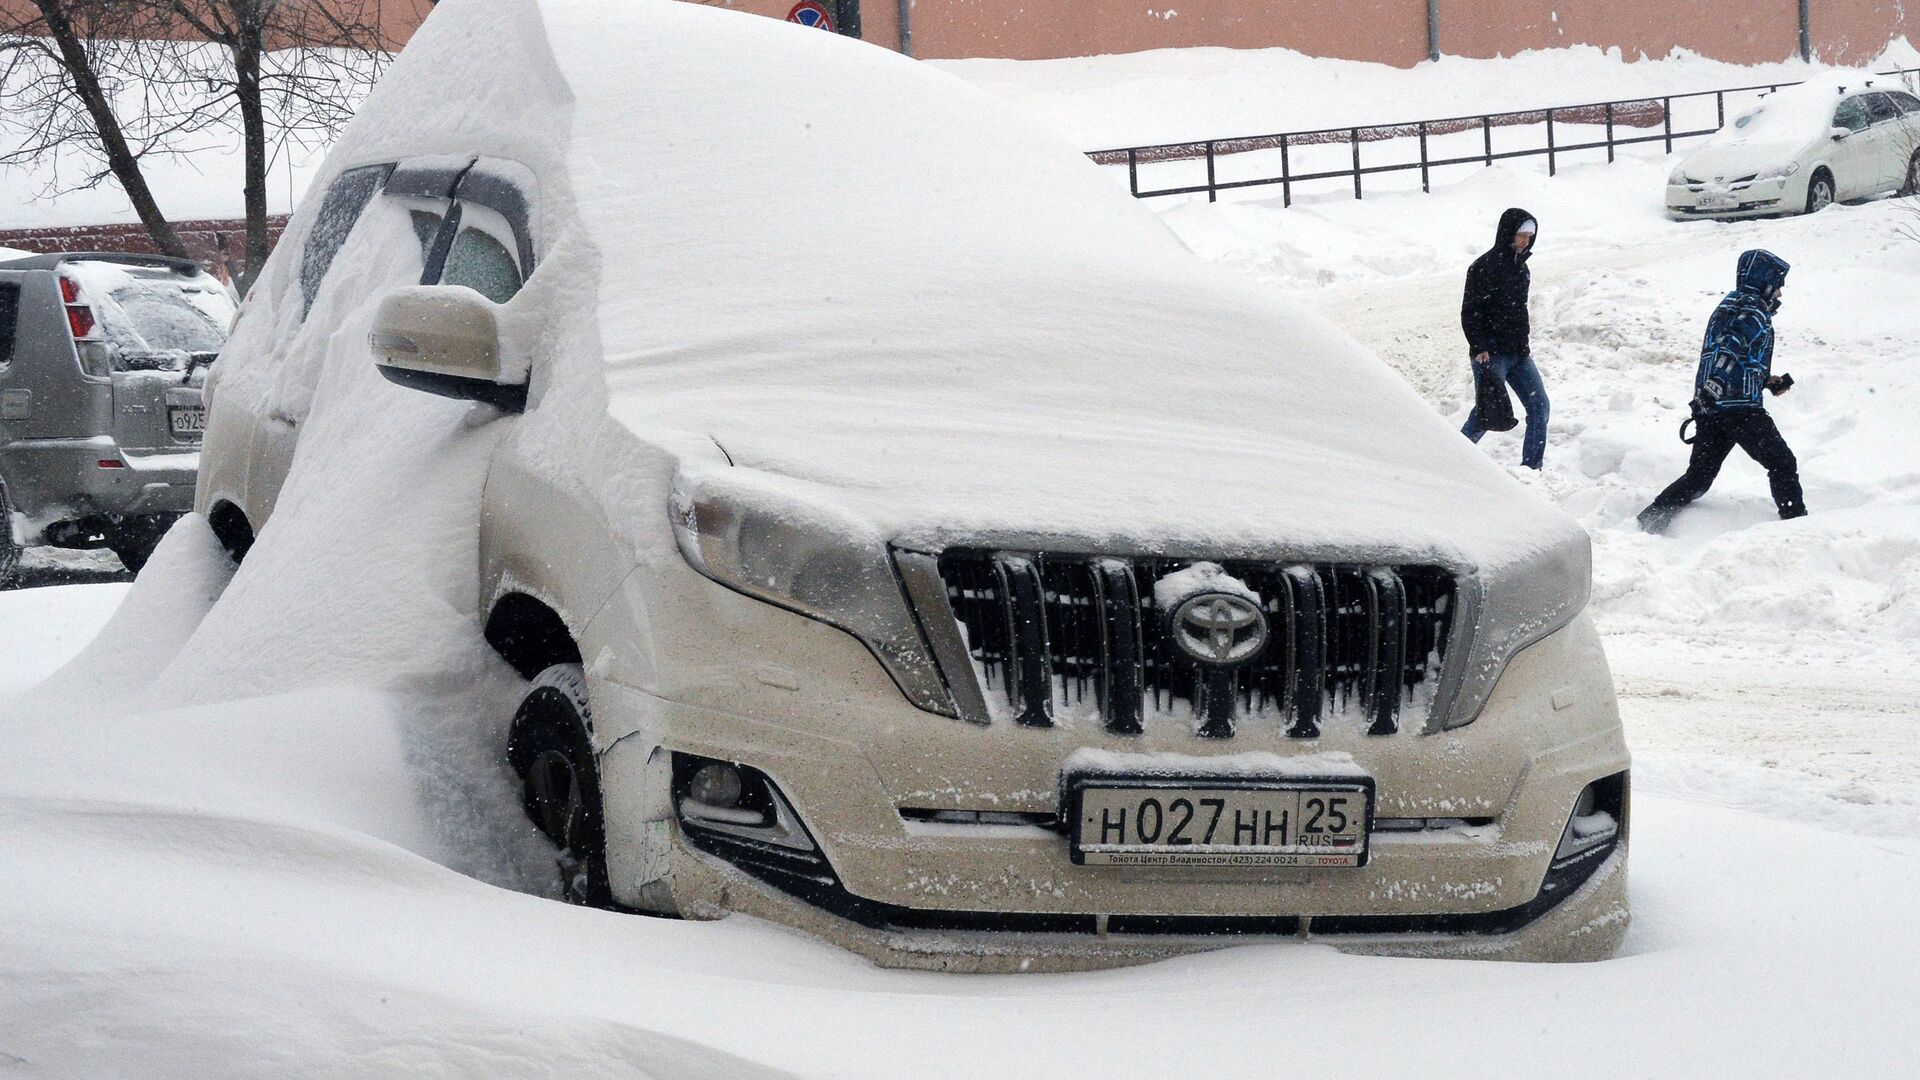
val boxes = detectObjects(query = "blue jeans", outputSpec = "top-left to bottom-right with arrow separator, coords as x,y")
1462,353 -> 1550,469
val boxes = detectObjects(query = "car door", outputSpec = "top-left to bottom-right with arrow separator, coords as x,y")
1860,93 -> 1908,192
1830,95 -> 1877,199
231,158 -> 459,528
1873,90 -> 1920,189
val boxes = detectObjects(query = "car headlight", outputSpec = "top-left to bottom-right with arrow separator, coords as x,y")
1756,161 -> 1800,180
669,467 -> 956,716
1430,532 -> 1592,730
1666,162 -> 1692,185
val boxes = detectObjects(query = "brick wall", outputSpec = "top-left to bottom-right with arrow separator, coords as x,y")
0,217 -> 289,283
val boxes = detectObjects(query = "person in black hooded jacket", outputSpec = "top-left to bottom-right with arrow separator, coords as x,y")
1460,207 -> 1549,469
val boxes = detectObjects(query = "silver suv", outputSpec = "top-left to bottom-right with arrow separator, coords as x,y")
0,252 -> 230,581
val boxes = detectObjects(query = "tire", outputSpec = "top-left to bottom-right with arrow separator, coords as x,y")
0,483 -> 20,589
1805,171 -> 1835,214
1902,151 -> 1920,197
105,514 -> 176,575
506,663 -> 613,907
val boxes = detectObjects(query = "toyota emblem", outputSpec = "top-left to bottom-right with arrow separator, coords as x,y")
1169,592 -> 1269,666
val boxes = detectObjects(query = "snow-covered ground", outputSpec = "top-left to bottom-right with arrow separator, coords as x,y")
6,39 -> 1920,1079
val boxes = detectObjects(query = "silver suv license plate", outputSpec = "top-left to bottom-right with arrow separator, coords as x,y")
1069,777 -> 1374,868
169,406 -> 206,435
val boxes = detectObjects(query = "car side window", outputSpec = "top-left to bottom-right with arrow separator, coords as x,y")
440,227 -> 522,303
1834,97 -> 1871,132
1894,92 -> 1920,115
1863,93 -> 1900,124
429,199 -> 527,304
299,164 -> 394,319
409,211 -> 445,257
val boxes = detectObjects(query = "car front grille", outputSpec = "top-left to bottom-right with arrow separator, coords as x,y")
919,550 -> 1457,738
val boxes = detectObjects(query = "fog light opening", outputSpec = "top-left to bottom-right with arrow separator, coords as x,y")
1553,773 -> 1625,866
674,753 -> 816,852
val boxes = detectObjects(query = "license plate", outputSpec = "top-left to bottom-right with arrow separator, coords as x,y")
169,406 -> 206,435
1698,193 -> 1736,209
1069,777 -> 1374,868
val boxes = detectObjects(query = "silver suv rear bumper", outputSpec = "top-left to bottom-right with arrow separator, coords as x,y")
1,436 -> 197,539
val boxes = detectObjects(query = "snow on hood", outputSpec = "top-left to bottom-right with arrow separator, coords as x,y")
318,0 -> 1584,574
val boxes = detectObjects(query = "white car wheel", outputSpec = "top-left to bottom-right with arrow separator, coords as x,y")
1805,173 -> 1835,213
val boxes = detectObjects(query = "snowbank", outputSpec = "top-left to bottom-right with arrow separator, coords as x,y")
4,18 -> 1920,1078
938,38 -> 1920,150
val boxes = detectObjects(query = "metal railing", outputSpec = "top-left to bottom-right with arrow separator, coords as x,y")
1087,68 -> 1920,204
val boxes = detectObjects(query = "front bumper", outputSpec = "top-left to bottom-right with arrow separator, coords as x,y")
656,834 -> 1628,971
1666,178 -> 1795,219
592,612 -> 1630,968
0,436 -> 197,539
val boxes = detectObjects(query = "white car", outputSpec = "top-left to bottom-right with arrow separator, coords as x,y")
197,0 -> 1628,970
1667,74 -> 1920,219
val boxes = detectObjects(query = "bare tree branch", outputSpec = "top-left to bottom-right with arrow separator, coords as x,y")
1,0 -> 396,285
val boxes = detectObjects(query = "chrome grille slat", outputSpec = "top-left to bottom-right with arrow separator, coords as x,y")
1365,567 -> 1407,736
995,555 -> 1053,727
931,551 -> 1456,738
1092,558 -> 1144,735
1284,565 -> 1326,738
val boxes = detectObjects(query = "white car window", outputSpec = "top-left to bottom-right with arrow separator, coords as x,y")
1834,97 -> 1871,132
1863,93 -> 1901,125
1893,92 -> 1920,115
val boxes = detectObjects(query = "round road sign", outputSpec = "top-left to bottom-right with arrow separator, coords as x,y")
787,2 -> 834,31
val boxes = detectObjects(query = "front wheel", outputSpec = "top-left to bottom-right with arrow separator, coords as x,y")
507,663 -> 613,907
1805,172 -> 1835,214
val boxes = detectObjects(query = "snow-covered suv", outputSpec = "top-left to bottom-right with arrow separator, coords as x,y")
197,0 -> 1629,969
0,252 -> 230,580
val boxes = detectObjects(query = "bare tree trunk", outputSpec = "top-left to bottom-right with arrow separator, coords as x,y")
28,0 -> 189,259
233,28 -> 268,290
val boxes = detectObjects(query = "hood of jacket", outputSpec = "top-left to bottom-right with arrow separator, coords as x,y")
1735,249 -> 1790,294
1491,207 -> 1538,256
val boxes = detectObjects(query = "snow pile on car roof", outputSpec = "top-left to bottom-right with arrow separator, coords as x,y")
1712,71 -> 1892,150
305,0 -> 1585,574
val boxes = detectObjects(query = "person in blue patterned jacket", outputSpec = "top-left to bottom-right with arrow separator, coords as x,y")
1637,249 -> 1806,533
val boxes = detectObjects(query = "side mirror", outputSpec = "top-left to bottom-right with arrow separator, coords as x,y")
1831,126 -> 1852,141
369,285 -> 526,412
